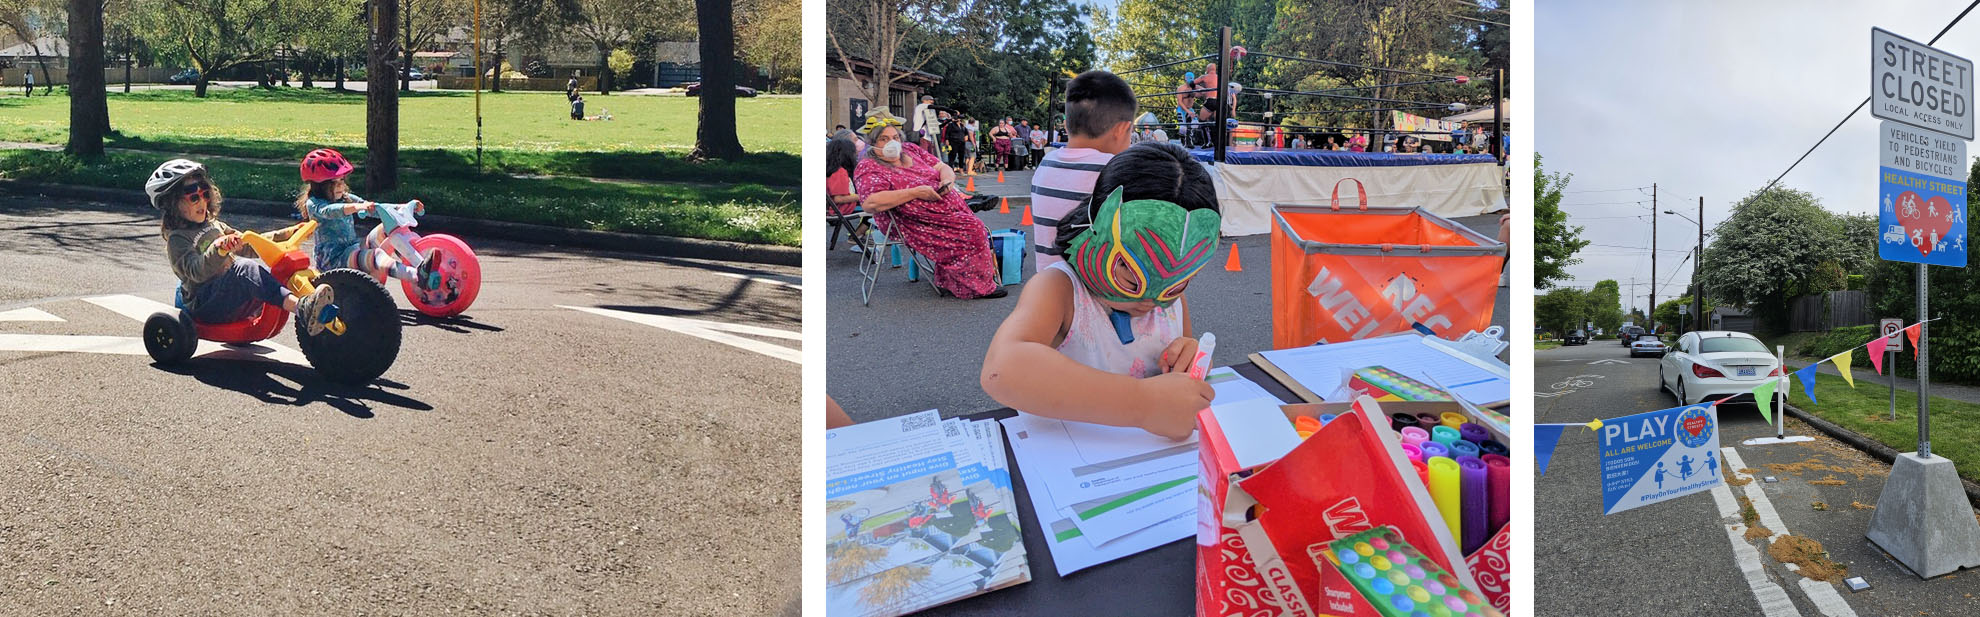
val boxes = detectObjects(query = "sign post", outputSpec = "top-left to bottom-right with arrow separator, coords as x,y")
1866,26 -> 1980,580
1884,318 -> 1904,420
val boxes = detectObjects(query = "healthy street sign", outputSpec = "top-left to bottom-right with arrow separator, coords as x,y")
1877,121 -> 1968,266
1874,27 -> 1975,140
1599,404 -> 1722,515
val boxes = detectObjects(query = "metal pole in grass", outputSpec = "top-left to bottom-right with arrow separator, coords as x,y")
473,0 -> 484,171
1919,263 -> 1930,458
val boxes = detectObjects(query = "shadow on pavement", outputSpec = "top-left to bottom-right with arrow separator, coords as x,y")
398,309 -> 506,333
156,360 -> 433,419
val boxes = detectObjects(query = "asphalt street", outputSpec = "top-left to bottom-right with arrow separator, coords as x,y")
825,169 -> 1508,422
1536,341 -> 1980,616
0,194 -> 801,615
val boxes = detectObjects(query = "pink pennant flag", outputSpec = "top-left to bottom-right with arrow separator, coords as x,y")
1907,323 -> 1922,353
1867,335 -> 1888,374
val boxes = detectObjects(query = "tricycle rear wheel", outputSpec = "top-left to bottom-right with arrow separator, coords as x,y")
296,268 -> 403,384
142,311 -> 196,364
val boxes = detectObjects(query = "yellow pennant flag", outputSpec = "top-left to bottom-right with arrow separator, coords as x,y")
1829,352 -> 1855,388
1585,418 -> 1604,431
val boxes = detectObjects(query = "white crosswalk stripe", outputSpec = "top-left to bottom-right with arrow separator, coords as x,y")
0,294 -> 309,365
0,307 -> 63,322
559,305 -> 799,364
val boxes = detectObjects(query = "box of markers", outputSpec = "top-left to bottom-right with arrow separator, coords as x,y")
1196,397 -> 1509,616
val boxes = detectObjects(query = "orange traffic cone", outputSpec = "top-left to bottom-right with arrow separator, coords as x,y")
1020,204 -> 1034,226
966,176 -> 976,192
998,169 -> 1005,183
1225,244 -> 1243,271
999,197 -> 1010,214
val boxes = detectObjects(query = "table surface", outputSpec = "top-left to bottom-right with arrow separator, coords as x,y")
916,362 -> 1300,616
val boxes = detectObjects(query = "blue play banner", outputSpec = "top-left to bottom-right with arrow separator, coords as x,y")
1878,165 -> 1968,267
1599,404 -> 1723,515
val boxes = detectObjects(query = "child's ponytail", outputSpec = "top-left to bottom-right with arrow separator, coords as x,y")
294,183 -> 314,220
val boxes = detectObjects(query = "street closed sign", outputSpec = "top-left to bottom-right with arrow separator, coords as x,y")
1873,27 -> 1975,140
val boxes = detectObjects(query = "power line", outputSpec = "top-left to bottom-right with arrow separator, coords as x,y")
1762,0 -> 1980,192
1559,186 -> 1652,194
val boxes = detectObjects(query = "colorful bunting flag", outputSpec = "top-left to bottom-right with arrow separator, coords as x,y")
1535,424 -> 1570,476
1907,323 -> 1922,352
1867,336 -> 1888,374
1829,352 -> 1855,388
1751,380 -> 1778,424
1794,364 -> 1822,405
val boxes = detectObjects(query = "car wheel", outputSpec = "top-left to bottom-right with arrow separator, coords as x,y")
1675,378 -> 1688,405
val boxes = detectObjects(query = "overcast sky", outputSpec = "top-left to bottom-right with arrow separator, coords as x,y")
1537,1 -> 1978,313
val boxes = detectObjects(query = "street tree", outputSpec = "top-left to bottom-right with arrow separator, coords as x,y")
735,0 -> 797,90
367,0 -> 400,191
1534,154 -> 1588,289
827,0 -> 994,116
1536,287 -> 1590,335
401,0 -> 468,91
1697,186 -> 1844,332
688,0 -> 741,160
131,0 -> 315,97
67,0 -> 108,155
570,0 -> 686,95
1654,295 -> 1714,332
1586,279 -> 1622,334
1,0 -> 64,94
480,0 -> 581,93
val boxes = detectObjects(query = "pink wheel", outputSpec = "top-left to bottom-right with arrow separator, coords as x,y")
402,234 -> 481,317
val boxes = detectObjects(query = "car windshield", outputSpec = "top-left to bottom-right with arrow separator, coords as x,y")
1699,336 -> 1770,354
1636,335 -> 1661,343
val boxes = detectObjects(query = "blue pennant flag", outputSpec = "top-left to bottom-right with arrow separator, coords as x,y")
1535,423 -> 1570,476
1794,363 -> 1821,405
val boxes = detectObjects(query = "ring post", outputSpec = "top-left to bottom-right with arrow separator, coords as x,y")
1214,26 -> 1231,164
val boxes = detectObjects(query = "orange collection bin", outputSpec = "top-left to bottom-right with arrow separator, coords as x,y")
1270,180 -> 1506,349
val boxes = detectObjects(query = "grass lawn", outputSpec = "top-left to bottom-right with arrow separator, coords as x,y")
0,88 -> 797,184
1784,372 -> 1980,480
0,149 -> 798,246
1535,340 -> 1562,351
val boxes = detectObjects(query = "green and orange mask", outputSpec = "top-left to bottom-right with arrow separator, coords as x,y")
1067,187 -> 1222,307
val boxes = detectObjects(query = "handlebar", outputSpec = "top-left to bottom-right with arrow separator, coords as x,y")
370,200 -> 425,231
238,220 -> 317,267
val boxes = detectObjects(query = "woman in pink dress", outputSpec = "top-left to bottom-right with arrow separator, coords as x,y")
856,119 -> 1005,299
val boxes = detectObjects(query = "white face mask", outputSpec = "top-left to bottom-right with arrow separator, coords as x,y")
881,140 -> 902,160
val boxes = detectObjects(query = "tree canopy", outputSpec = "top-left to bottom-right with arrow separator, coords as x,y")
1534,153 -> 1587,289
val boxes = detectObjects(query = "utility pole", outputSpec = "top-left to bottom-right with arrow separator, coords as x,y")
1651,183 -> 1658,327
1695,196 -> 1705,333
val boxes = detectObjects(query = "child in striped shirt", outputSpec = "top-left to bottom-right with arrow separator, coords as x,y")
1029,70 -> 1137,272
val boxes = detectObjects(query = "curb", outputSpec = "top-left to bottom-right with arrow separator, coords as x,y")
0,179 -> 799,266
1780,402 -> 1980,508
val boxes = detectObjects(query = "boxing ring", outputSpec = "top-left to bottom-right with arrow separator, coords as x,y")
1114,27 -> 1506,236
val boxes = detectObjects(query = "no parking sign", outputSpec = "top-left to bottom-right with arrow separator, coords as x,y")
1599,404 -> 1724,515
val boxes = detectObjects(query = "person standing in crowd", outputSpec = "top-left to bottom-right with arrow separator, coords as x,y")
943,113 -> 970,169
913,94 -> 942,161
1029,124 -> 1048,168
964,117 -> 981,175
990,119 -> 1015,171
24,68 -> 34,97
1012,120 -> 1032,172
1029,70 -> 1136,272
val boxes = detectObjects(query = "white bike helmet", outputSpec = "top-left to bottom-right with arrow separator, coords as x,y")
146,159 -> 206,210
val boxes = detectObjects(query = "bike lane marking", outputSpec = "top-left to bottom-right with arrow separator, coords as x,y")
558,305 -> 799,364
710,271 -> 802,291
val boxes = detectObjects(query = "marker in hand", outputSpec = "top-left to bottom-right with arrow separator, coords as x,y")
1189,332 -> 1216,381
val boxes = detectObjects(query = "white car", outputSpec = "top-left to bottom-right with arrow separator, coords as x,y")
1628,334 -> 1666,358
1659,331 -> 1782,406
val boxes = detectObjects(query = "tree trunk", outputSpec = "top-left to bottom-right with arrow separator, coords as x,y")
489,48 -> 502,93
596,49 -> 610,95
336,56 -> 346,91
67,0 -> 107,156
301,53 -> 314,88
194,75 -> 209,98
689,0 -> 743,161
368,0 -> 401,192
400,0 -> 413,92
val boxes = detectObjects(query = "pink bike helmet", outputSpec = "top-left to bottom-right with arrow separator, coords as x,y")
300,148 -> 354,183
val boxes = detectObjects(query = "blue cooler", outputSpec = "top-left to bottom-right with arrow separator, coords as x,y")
988,228 -> 1025,285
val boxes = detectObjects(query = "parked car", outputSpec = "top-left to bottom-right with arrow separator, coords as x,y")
1629,334 -> 1667,358
1617,325 -> 1646,345
168,69 -> 200,85
682,82 -> 757,97
1659,331 -> 1783,406
1564,330 -> 1588,346
404,68 -> 425,80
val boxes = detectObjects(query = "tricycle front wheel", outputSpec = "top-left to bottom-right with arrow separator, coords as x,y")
296,268 -> 403,384
142,311 -> 197,364
402,234 -> 481,317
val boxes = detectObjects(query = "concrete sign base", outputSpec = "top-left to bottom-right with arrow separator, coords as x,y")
1867,452 -> 1980,578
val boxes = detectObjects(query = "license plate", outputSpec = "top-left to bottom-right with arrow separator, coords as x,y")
1736,367 -> 1756,377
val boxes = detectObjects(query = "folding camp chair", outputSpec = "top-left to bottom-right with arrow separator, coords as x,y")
825,195 -> 871,253
860,214 -> 944,305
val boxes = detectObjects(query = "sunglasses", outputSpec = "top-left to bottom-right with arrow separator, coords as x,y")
182,182 -> 209,199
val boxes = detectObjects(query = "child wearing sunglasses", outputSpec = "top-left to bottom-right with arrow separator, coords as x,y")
980,143 -> 1222,439
293,148 -> 441,289
146,159 -> 337,333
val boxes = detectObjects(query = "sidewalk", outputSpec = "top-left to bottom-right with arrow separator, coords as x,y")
1785,354 -> 1980,405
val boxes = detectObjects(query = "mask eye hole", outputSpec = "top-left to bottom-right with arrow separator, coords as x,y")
1108,252 -> 1143,297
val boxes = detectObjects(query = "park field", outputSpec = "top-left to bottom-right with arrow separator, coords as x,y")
0,88 -> 800,245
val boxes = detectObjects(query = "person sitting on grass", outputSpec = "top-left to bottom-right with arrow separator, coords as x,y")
981,142 -> 1222,439
148,158 -> 337,333
294,148 -> 442,290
